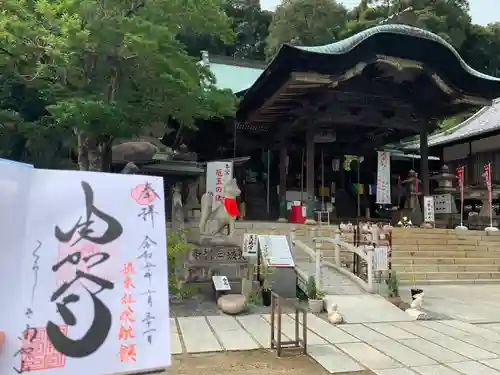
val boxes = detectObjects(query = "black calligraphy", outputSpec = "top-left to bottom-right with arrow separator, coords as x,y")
138,205 -> 158,228
50,182 -> 122,358
12,325 -> 37,374
31,240 -> 41,304
55,181 -> 123,246
13,240 -> 43,373
47,251 -> 114,357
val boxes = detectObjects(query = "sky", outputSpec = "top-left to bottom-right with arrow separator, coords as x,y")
260,0 -> 500,26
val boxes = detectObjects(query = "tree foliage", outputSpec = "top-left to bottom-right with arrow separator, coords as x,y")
266,0 -> 348,58
0,0 -> 237,170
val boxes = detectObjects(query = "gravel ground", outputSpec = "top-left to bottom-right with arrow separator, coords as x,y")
165,350 -> 373,375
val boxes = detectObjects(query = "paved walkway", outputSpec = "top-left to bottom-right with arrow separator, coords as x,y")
171,313 -> 500,374
295,261 -> 364,295
401,284 -> 500,323
293,238 -> 364,295
323,295 -> 413,324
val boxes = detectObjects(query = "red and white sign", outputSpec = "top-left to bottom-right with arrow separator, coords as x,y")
206,161 -> 233,205
456,166 -> 464,201
376,151 -> 391,204
483,163 -> 492,203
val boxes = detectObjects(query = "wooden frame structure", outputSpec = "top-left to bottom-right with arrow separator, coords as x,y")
270,291 -> 307,357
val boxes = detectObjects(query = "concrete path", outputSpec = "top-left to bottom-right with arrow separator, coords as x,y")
171,313 -> 500,374
323,295 -> 413,323
401,284 -> 500,323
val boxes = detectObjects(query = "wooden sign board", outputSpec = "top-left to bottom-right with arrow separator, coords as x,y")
242,233 -> 258,257
424,196 -> 435,223
257,235 -> 295,268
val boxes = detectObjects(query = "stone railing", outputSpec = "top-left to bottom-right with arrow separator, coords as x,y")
293,237 -> 322,291
313,231 -> 375,293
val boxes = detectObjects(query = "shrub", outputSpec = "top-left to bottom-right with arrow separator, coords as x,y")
307,276 -> 318,300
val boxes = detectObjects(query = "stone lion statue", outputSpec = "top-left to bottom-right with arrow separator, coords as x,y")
199,178 -> 241,237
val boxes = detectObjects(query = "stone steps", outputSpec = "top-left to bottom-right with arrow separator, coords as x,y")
394,257 -> 500,265
392,228 -> 500,284
398,271 -> 500,284
392,251 -> 500,259
393,263 -> 500,273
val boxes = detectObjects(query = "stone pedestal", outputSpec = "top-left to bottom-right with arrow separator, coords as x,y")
182,239 -> 249,295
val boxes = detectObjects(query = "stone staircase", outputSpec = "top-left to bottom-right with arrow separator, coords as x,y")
391,228 -> 500,284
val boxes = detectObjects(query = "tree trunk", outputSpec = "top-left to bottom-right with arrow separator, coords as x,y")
100,137 -> 113,172
76,130 -> 89,171
76,130 -> 102,171
87,135 -> 101,171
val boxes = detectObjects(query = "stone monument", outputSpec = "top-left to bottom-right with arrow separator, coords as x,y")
182,178 -> 250,296
172,184 -> 184,232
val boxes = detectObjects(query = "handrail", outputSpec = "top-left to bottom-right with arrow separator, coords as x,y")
314,236 -> 370,263
294,239 -> 322,290
294,240 -> 316,258
312,234 -> 374,293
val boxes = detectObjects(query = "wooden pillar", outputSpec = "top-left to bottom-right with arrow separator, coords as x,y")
467,141 -> 473,185
278,144 -> 288,222
419,129 -> 430,197
305,125 -> 316,224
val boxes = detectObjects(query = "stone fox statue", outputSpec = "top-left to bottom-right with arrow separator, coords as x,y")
199,178 -> 241,237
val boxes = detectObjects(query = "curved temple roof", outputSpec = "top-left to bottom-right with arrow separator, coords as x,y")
237,24 -> 500,120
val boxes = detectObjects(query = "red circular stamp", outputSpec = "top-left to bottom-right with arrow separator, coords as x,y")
131,183 -> 158,205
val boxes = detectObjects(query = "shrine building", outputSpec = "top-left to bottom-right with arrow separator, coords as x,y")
184,24 -> 500,224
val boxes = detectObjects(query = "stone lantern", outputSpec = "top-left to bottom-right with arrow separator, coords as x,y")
432,165 -> 456,193
430,165 -> 458,215
402,170 -> 422,225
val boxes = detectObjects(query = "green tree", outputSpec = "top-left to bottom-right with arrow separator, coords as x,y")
179,0 -> 272,61
0,0 -> 237,171
461,22 -> 500,77
265,0 -> 348,59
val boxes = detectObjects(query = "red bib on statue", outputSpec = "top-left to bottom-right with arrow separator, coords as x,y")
223,198 -> 240,217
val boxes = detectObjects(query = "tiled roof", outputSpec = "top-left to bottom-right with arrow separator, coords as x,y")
294,24 -> 500,83
402,98 -> 500,149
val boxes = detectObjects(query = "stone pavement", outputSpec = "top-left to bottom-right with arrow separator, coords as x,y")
295,261 -> 364,295
170,313 -> 500,374
401,284 -> 500,323
323,295 -> 413,323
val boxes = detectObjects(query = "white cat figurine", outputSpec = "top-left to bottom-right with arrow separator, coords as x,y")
327,304 -> 344,324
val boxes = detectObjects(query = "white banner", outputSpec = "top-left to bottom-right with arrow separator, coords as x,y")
376,151 -> 391,204
206,161 -> 233,205
1,168 -> 170,375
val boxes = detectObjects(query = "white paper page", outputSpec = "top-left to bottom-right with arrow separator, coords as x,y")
0,160 -> 33,375
13,169 -> 170,375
